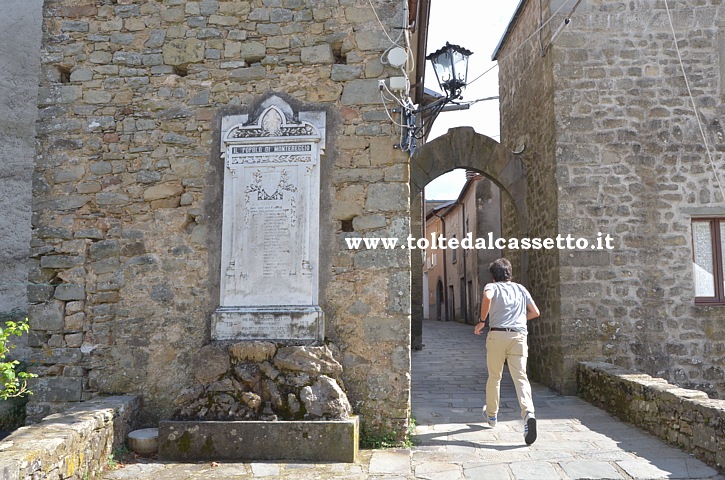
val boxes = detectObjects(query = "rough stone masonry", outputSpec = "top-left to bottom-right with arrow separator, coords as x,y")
497,0 -> 725,398
28,0 -> 413,439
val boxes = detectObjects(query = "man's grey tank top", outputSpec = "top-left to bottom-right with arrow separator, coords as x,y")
484,281 -> 533,333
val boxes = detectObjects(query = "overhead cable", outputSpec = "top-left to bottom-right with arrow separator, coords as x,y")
467,0 -> 579,88
664,0 -> 725,202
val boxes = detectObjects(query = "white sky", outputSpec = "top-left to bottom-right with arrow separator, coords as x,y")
423,0 -> 521,200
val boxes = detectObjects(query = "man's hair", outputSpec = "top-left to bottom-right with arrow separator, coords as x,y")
489,258 -> 512,282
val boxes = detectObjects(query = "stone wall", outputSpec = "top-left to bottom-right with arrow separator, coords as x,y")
553,0 -> 725,397
0,0 -> 43,316
496,0 -> 563,391
578,362 -> 725,471
499,0 -> 725,397
29,0 -> 412,438
0,395 -> 138,480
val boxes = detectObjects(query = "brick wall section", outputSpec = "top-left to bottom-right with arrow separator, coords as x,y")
499,0 -> 725,397
578,362 -> 725,471
0,395 -> 138,479
497,0 -> 563,391
30,0 -> 412,438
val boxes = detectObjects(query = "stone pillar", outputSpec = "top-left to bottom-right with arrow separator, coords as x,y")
410,190 -> 424,350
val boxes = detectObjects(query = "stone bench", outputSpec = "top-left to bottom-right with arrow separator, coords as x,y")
0,395 -> 138,480
578,362 -> 725,471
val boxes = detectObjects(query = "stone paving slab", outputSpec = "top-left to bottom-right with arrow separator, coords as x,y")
102,320 -> 724,479
509,460 -> 562,480
369,450 -> 412,476
560,460 -> 624,479
617,458 -> 680,480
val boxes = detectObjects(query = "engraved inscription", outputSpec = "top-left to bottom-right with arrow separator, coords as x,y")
235,314 -> 290,337
212,309 -> 322,341
228,145 -> 314,167
228,154 -> 312,166
258,209 -> 291,277
232,145 -> 312,154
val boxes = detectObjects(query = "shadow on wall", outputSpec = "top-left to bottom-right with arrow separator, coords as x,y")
0,0 -> 43,315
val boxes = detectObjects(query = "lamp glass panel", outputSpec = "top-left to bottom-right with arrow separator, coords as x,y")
432,52 -> 454,84
450,50 -> 468,82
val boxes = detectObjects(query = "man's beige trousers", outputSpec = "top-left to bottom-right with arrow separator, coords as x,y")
485,330 -> 535,420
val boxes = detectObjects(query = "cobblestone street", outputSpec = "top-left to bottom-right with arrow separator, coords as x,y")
103,319 -> 723,479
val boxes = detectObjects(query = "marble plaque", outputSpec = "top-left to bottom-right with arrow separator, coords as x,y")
213,97 -> 325,342
212,306 -> 324,342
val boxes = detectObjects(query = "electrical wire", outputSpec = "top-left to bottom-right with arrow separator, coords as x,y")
413,100 -> 447,139
404,25 -> 415,74
466,0 -> 577,88
538,0 -> 545,56
457,96 -> 499,106
664,1 -> 725,202
381,81 -> 408,109
465,63 -> 500,89
371,0 -> 415,107
379,90 -> 409,128
368,0 -> 404,50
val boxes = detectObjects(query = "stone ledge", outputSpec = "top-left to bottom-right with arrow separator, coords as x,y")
0,395 -> 139,480
158,416 -> 359,463
578,362 -> 725,472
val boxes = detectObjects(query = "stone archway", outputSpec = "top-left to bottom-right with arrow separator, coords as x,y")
409,127 -> 528,349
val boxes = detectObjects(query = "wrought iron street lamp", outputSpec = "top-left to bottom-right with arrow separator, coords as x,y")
426,42 -> 473,102
399,42 -> 473,154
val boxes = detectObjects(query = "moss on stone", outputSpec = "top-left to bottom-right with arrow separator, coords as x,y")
176,431 -> 192,454
200,436 -> 214,455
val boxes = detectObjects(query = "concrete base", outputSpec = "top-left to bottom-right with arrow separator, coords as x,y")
127,428 -> 159,455
158,417 -> 359,463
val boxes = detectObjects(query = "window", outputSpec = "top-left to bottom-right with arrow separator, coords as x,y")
692,218 -> 725,304
451,234 -> 457,263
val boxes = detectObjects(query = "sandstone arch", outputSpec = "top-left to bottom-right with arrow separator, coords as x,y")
409,127 -> 529,349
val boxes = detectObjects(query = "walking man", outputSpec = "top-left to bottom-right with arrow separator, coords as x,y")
474,258 -> 540,445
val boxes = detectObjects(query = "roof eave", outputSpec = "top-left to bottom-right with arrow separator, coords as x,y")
492,0 -> 527,61
413,0 -> 432,104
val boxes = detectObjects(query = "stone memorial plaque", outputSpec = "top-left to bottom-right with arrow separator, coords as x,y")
213,97 -> 325,342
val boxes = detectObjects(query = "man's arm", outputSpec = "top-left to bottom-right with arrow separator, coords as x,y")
526,301 -> 540,320
474,289 -> 494,335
